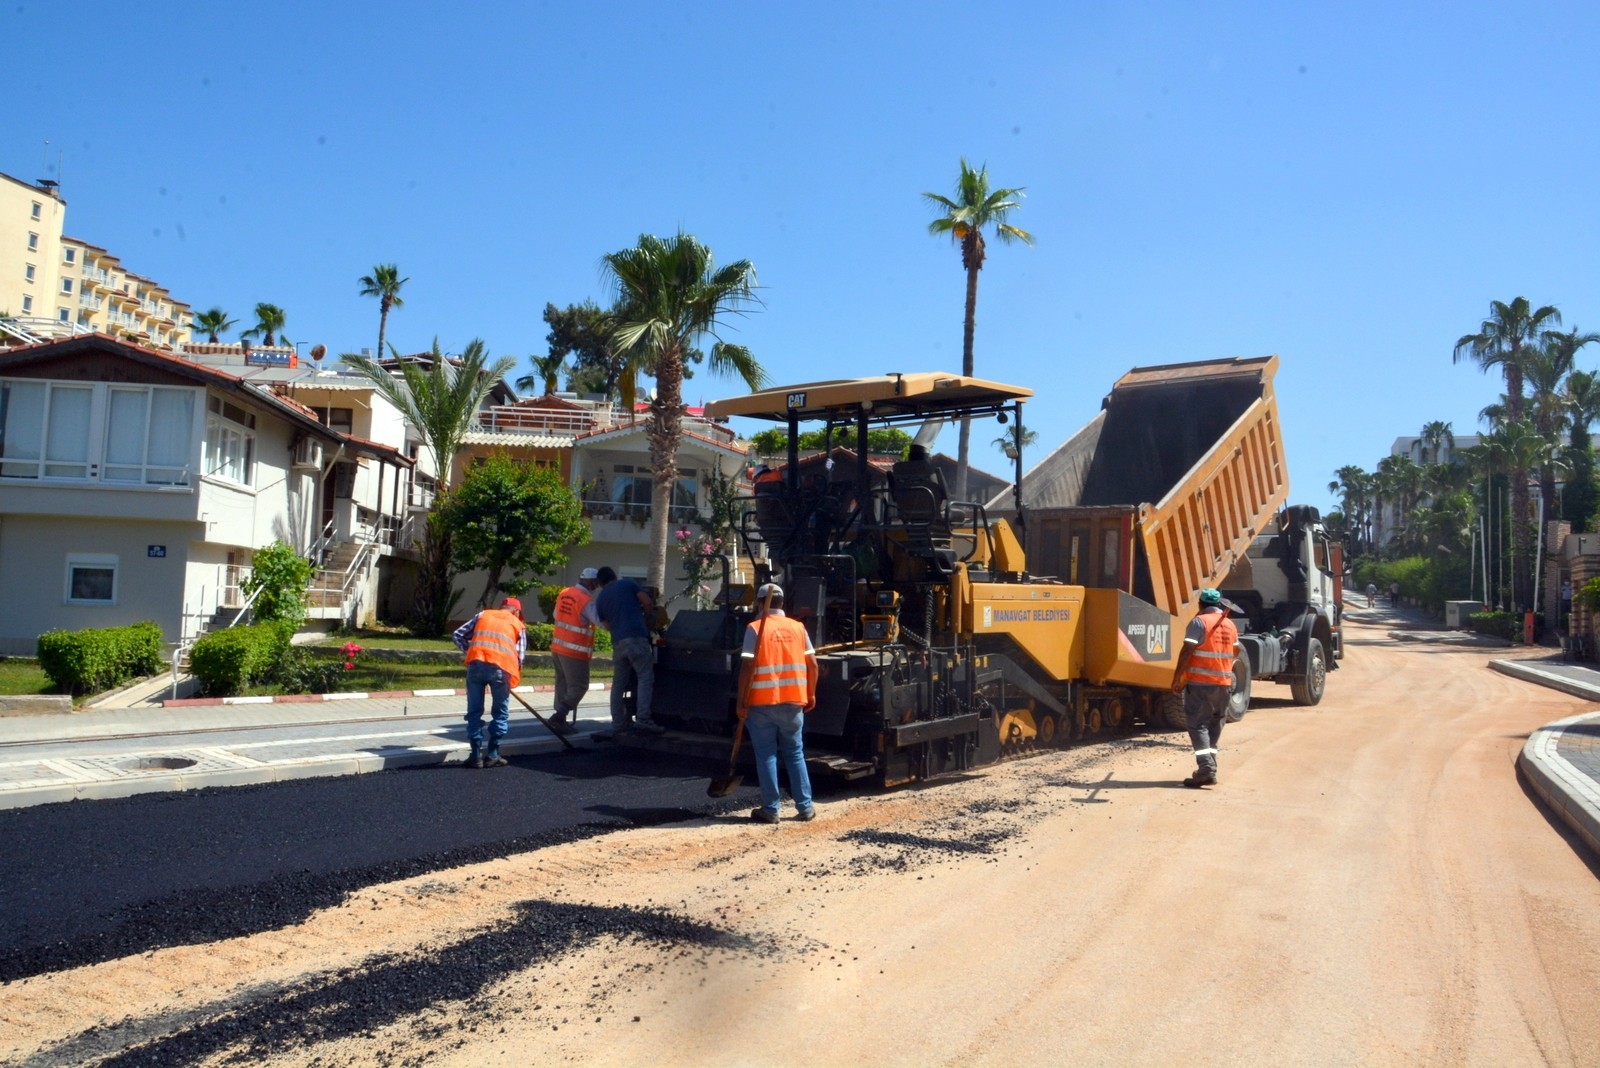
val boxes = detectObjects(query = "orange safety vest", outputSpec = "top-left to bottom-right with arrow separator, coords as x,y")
1183,610 -> 1238,687
747,614 -> 811,707
465,609 -> 525,687
552,585 -> 595,660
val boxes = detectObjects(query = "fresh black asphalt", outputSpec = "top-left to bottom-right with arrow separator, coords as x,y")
0,747 -> 770,983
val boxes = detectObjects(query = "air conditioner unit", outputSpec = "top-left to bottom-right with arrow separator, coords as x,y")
292,437 -> 325,469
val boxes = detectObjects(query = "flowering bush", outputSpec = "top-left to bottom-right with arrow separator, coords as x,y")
675,528 -> 728,610
275,641 -> 363,694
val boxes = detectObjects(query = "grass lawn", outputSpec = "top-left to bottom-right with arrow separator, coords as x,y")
237,661 -> 612,697
0,659 -> 55,697
312,629 -> 459,653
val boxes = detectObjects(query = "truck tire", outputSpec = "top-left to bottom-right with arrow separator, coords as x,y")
1154,691 -> 1187,731
1225,654 -> 1252,722
1289,637 -> 1327,706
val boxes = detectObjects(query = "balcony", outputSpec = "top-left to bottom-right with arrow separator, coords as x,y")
472,403 -> 737,443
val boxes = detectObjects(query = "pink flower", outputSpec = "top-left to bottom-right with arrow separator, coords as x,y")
343,661 -> 354,670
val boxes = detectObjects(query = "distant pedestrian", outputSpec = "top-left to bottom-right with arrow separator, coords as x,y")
547,568 -> 601,736
737,583 -> 819,823
1365,582 -> 1376,608
591,566 -> 665,738
452,596 -> 527,768
1171,588 -> 1238,789
1390,581 -> 1400,608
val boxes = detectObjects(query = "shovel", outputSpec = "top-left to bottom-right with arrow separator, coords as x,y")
510,689 -> 578,751
708,586 -> 773,797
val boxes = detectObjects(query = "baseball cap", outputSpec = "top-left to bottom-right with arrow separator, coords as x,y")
501,597 -> 523,615
757,582 -> 783,601
579,567 -> 600,581
1198,588 -> 1223,607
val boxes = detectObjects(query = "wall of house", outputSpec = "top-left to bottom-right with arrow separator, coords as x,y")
0,514 -> 191,655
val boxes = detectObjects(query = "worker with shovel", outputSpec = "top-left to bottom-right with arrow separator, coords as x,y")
737,583 -> 819,824
546,567 -> 601,736
452,595 -> 527,768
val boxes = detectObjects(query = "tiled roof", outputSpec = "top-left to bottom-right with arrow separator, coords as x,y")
460,430 -> 570,448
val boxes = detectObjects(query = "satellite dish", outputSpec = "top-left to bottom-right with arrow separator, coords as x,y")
310,344 -> 326,362
912,417 -> 944,449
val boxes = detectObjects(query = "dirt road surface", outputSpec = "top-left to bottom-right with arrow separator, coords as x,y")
5,613 -> 1599,1068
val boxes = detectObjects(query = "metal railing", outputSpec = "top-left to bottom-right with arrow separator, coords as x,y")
473,404 -> 737,443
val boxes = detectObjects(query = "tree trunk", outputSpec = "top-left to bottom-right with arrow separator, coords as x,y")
1511,470 -> 1533,612
646,348 -> 687,595
955,263 -> 980,501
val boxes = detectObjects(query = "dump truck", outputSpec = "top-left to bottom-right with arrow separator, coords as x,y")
635,356 -> 1340,786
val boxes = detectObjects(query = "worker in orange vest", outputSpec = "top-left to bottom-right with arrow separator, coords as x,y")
1170,587 -> 1239,788
547,568 -> 601,736
452,595 -> 527,768
737,583 -> 820,823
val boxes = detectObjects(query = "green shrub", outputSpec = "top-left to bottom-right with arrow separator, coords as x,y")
1468,610 -> 1520,641
274,640 -> 363,695
242,541 -> 313,627
522,622 -> 611,654
189,624 -> 289,695
537,583 -> 562,622
36,621 -> 164,695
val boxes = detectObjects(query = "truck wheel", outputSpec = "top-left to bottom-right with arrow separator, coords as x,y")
1289,637 -> 1326,706
1155,691 -> 1187,731
1226,654 -> 1252,722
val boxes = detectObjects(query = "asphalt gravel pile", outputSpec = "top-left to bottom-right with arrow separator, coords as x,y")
33,899 -> 774,1068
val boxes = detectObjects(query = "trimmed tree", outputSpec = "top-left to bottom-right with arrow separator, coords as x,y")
441,453 -> 590,608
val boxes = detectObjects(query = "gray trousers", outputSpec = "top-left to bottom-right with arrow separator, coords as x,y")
1184,684 -> 1229,777
551,654 -> 590,719
610,636 -> 656,727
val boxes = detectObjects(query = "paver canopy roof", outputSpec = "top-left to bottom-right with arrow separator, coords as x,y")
704,371 -> 1032,424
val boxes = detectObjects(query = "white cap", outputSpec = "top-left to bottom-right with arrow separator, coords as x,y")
757,582 -> 783,601
579,568 -> 599,581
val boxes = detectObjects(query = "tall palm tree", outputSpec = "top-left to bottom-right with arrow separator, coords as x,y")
601,232 -> 766,592
1454,298 -> 1562,610
242,303 -> 289,348
192,307 -> 236,343
991,423 -> 1038,458
516,352 -> 567,397
923,160 -> 1033,500
1327,464 -> 1375,556
358,264 -> 409,361
342,337 -> 515,491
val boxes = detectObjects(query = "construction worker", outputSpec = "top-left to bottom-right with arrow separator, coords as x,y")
737,583 -> 819,823
1170,587 -> 1238,788
547,568 -> 600,736
452,595 -> 527,768
591,566 -> 665,739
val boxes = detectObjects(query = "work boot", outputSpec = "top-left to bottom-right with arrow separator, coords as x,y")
631,718 -> 666,735
749,808 -> 779,824
465,743 -> 484,769
1183,771 -> 1218,788
482,746 -> 508,769
547,715 -> 578,737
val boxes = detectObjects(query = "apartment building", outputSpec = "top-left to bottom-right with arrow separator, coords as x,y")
1,169 -> 191,350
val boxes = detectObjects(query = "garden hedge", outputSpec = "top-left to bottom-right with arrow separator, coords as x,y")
189,624 -> 290,696
36,620 -> 165,695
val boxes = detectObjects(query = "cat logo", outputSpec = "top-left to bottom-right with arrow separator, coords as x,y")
1146,625 -> 1169,656
983,606 -> 993,628
786,391 -> 807,410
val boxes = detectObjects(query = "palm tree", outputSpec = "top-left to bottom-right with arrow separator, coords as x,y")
242,303 -> 289,348
923,160 -> 1033,500
192,307 -> 236,343
516,352 -> 567,397
342,337 -> 515,491
1419,420 -> 1455,465
1563,369 -> 1600,530
1455,298 -> 1562,610
991,422 -> 1037,458
601,232 -> 766,593
358,264 -> 409,361
1328,464 -> 1375,557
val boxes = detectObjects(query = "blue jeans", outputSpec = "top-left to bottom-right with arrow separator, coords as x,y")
465,659 -> 511,746
610,637 -> 656,727
745,704 -> 812,815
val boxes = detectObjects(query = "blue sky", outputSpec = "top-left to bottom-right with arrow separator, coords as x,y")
8,1 -> 1600,515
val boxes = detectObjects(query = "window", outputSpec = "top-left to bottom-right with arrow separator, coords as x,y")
204,395 -> 256,485
31,201 -> 42,220
64,248 -> 75,264
314,405 -> 353,433
0,380 -> 196,485
65,554 -> 118,605
27,233 -> 38,251
58,308 -> 70,323
104,387 -> 195,484
61,278 -> 72,295
20,295 -> 31,313
24,264 -> 34,282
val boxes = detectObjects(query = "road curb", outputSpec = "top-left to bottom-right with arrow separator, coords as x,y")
161,681 -> 612,708
1518,712 -> 1600,860
1489,659 -> 1600,702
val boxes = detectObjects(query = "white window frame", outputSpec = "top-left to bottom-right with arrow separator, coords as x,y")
204,395 -> 257,487
27,232 -> 38,251
64,553 -> 119,606
31,201 -> 42,220
20,295 -> 31,313
57,308 -> 70,323
24,264 -> 35,282
0,379 -> 199,486
64,248 -> 75,265
61,278 -> 72,295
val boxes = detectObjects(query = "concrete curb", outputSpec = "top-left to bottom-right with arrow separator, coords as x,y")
1490,659 -> 1600,702
0,695 -> 73,717
162,681 -> 612,708
1518,712 -> 1600,859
